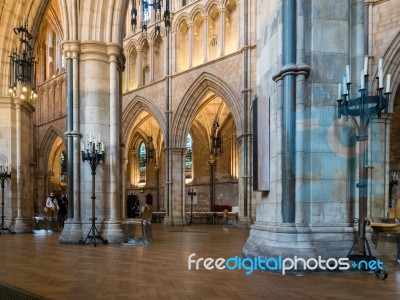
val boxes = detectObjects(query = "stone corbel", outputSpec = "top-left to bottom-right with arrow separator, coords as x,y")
272,63 -> 310,82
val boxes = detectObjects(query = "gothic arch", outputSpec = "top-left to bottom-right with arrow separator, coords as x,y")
122,95 -> 166,156
382,31 -> 400,112
60,0 -> 128,44
189,6 -> 206,20
171,72 -> 243,148
172,13 -> 191,33
39,126 -> 65,172
205,0 -> 223,15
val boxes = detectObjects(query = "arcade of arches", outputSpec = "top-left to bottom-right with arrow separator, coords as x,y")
1,0 -> 400,260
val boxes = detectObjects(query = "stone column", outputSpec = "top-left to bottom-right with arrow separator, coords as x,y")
170,148 -> 186,225
67,41 -> 124,244
125,49 -> 130,92
149,42 -> 154,82
203,17 -> 208,63
368,114 -> 392,220
59,40 -> 83,244
13,99 -> 35,233
243,0 -> 356,260
219,9 -> 226,57
102,43 -> 125,243
137,50 -> 143,87
36,172 -> 46,212
174,31 -> 180,73
189,22 -> 193,68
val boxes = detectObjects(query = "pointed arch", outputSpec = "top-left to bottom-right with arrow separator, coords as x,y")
189,5 -> 206,20
171,13 -> 191,33
39,125 -> 65,171
382,31 -> 400,112
171,72 -> 243,148
122,95 -> 165,156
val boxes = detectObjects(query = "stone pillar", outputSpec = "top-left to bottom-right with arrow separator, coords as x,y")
149,42 -> 154,82
203,17 -> 208,63
102,43 -> 125,243
208,155 -> 216,212
59,40 -> 83,244
36,172 -> 46,212
243,0 -> 356,260
137,50 -> 143,87
60,41 -> 124,244
170,148 -> 186,225
219,9 -> 225,57
237,135 -> 252,227
125,49 -> 130,92
368,114 -> 392,220
175,31 -> 180,73
189,22 -> 193,68
13,99 -> 35,233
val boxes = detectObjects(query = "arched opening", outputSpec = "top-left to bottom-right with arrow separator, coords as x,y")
193,12 -> 204,66
139,141 -> 147,184
46,136 -> 67,201
185,93 -> 238,214
225,0 -> 239,54
208,5 -> 220,61
178,19 -> 190,72
186,132 -> 193,181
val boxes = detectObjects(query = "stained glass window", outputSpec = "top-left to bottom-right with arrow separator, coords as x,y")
139,141 -> 146,183
185,133 -> 192,179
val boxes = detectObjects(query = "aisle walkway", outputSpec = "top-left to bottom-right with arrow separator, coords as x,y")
0,224 -> 399,299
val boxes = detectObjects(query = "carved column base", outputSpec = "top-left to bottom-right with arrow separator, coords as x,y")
59,219 -> 83,244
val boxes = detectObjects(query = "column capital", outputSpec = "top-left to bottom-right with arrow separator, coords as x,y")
13,98 -> 35,114
80,41 -> 109,63
107,42 -> 126,69
62,40 -> 81,59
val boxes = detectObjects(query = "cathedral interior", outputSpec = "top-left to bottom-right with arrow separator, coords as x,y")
1,0 -> 400,298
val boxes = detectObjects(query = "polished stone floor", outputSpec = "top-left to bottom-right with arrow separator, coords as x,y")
0,224 -> 399,299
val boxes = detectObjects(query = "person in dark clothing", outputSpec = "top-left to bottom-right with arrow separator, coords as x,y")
58,193 -> 68,227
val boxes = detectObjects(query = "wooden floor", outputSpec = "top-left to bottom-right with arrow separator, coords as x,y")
0,224 -> 400,300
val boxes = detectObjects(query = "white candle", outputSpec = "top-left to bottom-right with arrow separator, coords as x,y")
386,74 -> 391,93
81,141 -> 84,150
346,65 -> 351,83
101,142 -> 105,152
342,76 -> 347,94
364,56 -> 369,75
378,58 -> 383,88
338,83 -> 342,99
89,131 -> 92,142
360,70 -> 365,89
97,133 -> 101,143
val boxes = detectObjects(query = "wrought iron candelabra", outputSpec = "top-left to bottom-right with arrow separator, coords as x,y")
0,164 -> 11,234
188,188 -> 196,225
336,57 -> 391,279
80,133 -> 108,246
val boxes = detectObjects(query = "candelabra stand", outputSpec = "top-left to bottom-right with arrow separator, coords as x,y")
0,165 -> 11,234
337,68 -> 390,279
188,188 -> 196,225
79,136 -> 108,247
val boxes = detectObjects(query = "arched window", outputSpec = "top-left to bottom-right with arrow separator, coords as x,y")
185,133 -> 193,180
143,65 -> 150,86
60,151 -> 66,183
139,142 -> 146,183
